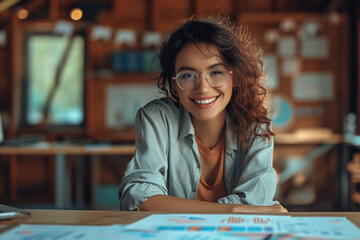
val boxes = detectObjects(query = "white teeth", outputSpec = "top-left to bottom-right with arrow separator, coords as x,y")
194,97 -> 217,104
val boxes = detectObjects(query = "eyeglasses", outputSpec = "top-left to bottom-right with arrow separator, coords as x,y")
173,67 -> 233,91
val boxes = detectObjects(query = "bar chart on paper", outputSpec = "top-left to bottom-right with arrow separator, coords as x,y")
125,214 -> 297,234
221,216 -> 271,224
0,224 -> 237,240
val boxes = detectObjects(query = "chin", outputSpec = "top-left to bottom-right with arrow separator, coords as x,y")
191,112 -> 219,122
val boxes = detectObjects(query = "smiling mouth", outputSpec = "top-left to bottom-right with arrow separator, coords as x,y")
192,96 -> 218,105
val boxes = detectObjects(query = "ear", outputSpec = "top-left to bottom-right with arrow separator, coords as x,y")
171,78 -> 179,97
232,78 -> 237,94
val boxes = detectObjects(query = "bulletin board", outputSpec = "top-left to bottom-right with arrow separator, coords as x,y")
238,13 -> 349,133
358,21 -> 360,135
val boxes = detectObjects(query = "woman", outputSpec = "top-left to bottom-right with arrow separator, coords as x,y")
119,16 -> 287,213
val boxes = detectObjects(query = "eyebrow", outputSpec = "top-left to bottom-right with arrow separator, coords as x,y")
177,63 -> 226,72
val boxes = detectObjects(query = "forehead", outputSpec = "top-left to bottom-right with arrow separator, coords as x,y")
175,42 -> 222,70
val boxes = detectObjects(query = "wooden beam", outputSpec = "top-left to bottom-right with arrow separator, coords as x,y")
49,0 -> 59,20
0,0 -> 21,13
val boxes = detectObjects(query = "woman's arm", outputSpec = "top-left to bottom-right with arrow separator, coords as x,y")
140,195 -> 287,212
119,103 -> 170,210
220,125 -> 279,206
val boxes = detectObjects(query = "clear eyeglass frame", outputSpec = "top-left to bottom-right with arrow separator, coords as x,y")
172,69 -> 233,91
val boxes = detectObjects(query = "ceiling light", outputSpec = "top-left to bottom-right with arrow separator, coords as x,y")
17,8 -> 28,20
70,8 -> 83,21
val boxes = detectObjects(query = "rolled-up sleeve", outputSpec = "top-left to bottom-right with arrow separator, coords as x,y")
119,106 -> 169,210
218,127 -> 278,206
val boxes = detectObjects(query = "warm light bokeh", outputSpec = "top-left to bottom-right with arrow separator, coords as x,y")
70,8 -> 83,21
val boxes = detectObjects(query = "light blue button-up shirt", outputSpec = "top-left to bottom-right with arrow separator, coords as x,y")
119,97 -> 278,210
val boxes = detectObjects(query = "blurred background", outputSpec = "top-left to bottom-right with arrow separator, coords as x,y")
0,0 -> 359,212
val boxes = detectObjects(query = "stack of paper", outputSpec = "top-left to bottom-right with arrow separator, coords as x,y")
1,214 -> 359,240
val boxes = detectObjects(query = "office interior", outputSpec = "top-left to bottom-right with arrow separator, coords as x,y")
0,0 -> 359,212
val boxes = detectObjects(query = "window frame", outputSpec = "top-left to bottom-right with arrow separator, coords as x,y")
19,30 -> 86,130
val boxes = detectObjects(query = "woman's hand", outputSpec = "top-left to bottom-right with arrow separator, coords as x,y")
232,204 -> 288,213
140,195 -> 288,213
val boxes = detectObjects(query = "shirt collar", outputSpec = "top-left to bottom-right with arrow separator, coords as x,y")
178,104 -> 238,152
178,103 -> 195,140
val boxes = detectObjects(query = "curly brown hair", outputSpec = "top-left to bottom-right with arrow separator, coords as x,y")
156,15 -> 274,147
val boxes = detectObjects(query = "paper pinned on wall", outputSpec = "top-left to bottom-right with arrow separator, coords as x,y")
301,36 -> 329,59
53,20 -> 74,36
114,29 -> 137,47
301,21 -> 321,38
282,57 -> 301,77
142,31 -> 162,48
0,30 -> 6,46
105,84 -> 162,128
279,18 -> 297,32
264,29 -> 280,44
292,72 -> 333,101
263,54 -> 279,90
277,36 -> 297,57
91,25 -> 112,42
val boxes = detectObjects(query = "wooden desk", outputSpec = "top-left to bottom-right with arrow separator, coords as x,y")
274,132 -> 342,145
274,132 -> 345,209
0,144 -> 135,209
0,210 -> 359,228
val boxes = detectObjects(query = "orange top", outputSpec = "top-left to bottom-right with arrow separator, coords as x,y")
195,134 -> 227,202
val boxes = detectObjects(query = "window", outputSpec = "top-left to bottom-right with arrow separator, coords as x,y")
22,33 -> 85,127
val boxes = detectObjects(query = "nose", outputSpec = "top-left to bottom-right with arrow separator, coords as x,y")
195,72 -> 212,91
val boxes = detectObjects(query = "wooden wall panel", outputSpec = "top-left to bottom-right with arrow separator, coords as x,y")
112,0 -> 148,31
238,13 -> 349,133
194,0 -> 232,16
236,0 -> 273,12
151,0 -> 193,33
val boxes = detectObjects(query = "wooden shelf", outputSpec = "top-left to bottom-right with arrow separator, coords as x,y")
275,132 -> 342,145
87,72 -> 158,84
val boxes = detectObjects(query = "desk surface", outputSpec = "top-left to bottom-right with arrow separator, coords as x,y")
274,132 -> 342,145
1,210 -> 360,227
0,144 -> 135,155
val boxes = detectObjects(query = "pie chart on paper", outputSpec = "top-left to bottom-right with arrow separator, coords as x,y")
269,94 -> 294,131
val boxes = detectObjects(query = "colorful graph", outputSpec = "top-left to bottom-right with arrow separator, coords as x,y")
220,216 -> 271,224
168,217 -> 206,224
126,214 -> 299,234
155,225 -> 273,232
1,224 -> 231,240
221,216 -> 245,224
